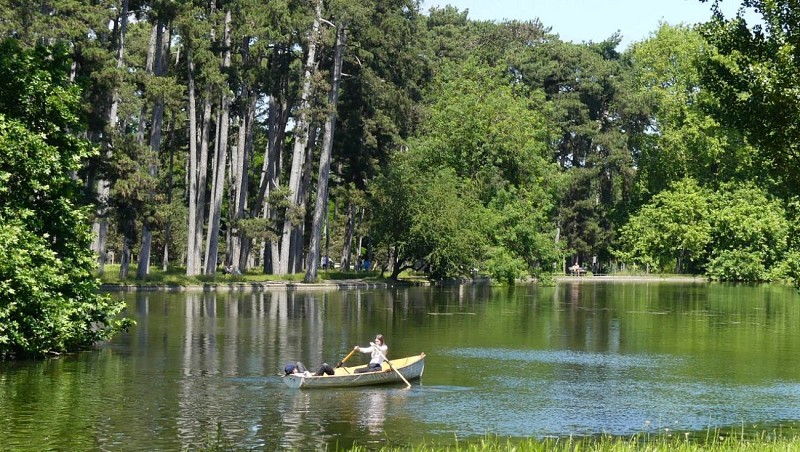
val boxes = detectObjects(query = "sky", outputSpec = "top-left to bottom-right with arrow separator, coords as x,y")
423,0 -> 755,49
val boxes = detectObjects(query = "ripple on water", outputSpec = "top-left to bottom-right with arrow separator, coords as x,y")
447,347 -> 678,370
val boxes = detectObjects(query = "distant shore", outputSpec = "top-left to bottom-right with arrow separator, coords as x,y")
555,274 -> 707,283
99,274 -> 708,292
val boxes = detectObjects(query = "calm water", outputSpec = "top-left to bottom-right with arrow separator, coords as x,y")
2,281 -> 800,450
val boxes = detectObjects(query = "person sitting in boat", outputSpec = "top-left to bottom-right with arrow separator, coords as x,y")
283,361 -> 335,377
353,334 -> 388,373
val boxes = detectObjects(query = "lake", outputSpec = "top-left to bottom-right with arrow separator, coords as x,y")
1,281 -> 799,450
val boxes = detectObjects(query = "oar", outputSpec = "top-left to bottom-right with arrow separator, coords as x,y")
336,348 -> 358,373
371,342 -> 411,389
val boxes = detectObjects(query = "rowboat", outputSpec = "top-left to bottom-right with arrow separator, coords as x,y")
282,353 -> 425,389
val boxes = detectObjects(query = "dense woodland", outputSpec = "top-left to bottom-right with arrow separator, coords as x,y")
2,0 -> 800,291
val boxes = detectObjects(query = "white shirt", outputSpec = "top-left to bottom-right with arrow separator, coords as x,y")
358,343 -> 388,365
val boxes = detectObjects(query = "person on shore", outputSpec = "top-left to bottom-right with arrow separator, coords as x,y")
353,334 -> 388,373
283,361 -> 335,377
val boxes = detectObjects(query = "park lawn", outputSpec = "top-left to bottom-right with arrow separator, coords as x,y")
96,263 -> 388,286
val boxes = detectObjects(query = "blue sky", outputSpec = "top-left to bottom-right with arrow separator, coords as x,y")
423,0 -> 756,49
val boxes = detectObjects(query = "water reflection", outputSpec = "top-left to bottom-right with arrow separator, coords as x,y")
358,389 -> 388,435
1,283 -> 800,449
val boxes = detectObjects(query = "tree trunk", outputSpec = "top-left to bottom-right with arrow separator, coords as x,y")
278,0 -> 322,275
205,107 -> 222,269
232,38 -> 255,272
186,43 -> 199,275
162,114 -> 177,271
120,238 -> 132,280
204,9 -> 232,276
92,0 -> 129,275
340,201 -> 355,271
305,23 -> 346,282
263,95 -> 289,274
119,216 -> 135,280
293,129 -> 318,273
254,47 -> 291,274
188,1 -> 217,275
122,21 -> 155,280
135,23 -> 158,144
137,18 -> 170,280
194,89 -> 212,273
235,93 -> 257,272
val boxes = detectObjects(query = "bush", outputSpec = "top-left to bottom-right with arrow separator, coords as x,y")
0,40 -> 131,358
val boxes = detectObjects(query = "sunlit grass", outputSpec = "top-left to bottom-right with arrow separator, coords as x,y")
192,429 -> 800,451
352,429 -> 800,451
347,432 -> 800,451
96,263 -> 383,286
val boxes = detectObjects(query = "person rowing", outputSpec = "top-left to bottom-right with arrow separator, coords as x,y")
353,334 -> 388,373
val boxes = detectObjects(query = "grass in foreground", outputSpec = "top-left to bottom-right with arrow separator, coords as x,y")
193,430 -> 800,451
348,432 -> 800,451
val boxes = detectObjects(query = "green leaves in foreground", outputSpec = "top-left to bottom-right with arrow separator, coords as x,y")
0,39 -> 131,359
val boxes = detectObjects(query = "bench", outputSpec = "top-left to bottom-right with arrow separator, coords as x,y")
569,266 -> 587,277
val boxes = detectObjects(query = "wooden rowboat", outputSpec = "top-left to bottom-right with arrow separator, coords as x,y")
282,353 -> 425,389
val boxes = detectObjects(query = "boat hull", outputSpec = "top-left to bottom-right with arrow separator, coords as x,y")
282,353 -> 425,389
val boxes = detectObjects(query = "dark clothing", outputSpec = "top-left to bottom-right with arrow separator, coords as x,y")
315,363 -> 335,376
354,362 -> 383,373
285,361 -> 334,376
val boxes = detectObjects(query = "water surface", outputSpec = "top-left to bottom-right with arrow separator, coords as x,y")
1,281 -> 799,450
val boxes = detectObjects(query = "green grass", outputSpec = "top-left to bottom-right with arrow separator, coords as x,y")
192,430 -> 800,451
96,263 -> 384,286
351,432 -> 800,451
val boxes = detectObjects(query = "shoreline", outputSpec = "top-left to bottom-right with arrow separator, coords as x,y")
100,280 -> 395,292
100,274 -> 708,292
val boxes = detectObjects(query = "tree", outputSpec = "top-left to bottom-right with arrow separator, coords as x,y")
370,157 -> 489,280
276,0 -> 322,276
0,40 -> 130,359
305,21 -> 347,283
626,23 -> 760,200
616,178 -> 790,281
328,0 -> 429,272
706,183 -> 789,282
369,58 -> 560,281
615,178 -> 713,273
698,0 -> 800,200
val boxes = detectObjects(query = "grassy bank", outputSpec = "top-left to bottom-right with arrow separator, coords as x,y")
358,434 -> 800,452
94,264 -> 712,288
195,430 -> 800,451
96,263 -> 390,286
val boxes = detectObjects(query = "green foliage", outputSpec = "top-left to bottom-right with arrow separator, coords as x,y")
487,186 -> 564,277
706,249 -> 766,282
2,0 -> 797,290
410,169 -> 489,280
626,24 -> 760,199
0,40 -> 130,359
513,37 -> 640,266
370,155 -> 489,280
416,59 -> 554,193
778,250 -> 800,286
483,247 -> 527,285
370,58 -> 560,282
617,178 -> 791,281
706,183 -> 789,282
616,179 -> 712,273
698,1 -> 800,200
